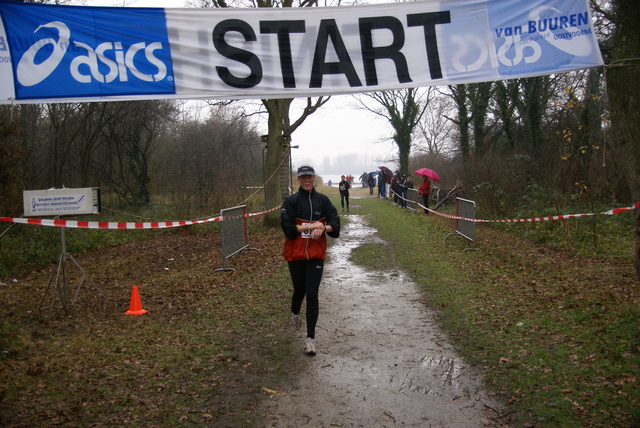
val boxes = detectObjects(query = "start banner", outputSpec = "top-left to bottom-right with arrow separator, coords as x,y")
0,0 -> 603,104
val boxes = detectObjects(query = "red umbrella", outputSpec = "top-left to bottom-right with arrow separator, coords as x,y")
414,168 -> 441,182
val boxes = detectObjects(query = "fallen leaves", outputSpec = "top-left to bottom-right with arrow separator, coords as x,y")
0,227 -> 301,427
261,387 -> 285,397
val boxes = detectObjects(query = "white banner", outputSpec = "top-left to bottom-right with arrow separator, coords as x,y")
0,0 -> 603,104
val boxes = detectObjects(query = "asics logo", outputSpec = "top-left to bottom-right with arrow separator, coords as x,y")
17,21 -> 167,87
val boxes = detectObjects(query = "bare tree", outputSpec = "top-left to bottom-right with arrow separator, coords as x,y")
43,103 -> 85,188
446,84 -> 471,162
493,80 -> 519,151
468,82 -> 493,157
155,104 -> 262,214
90,101 -> 178,205
415,94 -> 455,157
354,88 -> 431,173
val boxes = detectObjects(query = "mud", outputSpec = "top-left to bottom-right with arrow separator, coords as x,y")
260,214 -> 504,427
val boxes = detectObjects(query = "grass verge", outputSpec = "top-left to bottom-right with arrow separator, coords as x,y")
2,190 -> 638,427
351,197 -> 639,427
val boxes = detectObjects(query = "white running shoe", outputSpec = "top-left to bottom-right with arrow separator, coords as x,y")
292,313 -> 302,330
304,337 -> 316,355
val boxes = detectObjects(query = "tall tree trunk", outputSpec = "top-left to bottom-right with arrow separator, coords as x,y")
577,68 -> 604,189
450,84 -> 470,162
394,126 -> 412,174
606,0 -> 640,279
494,81 -> 517,150
391,89 -> 422,173
262,99 -> 292,226
470,82 -> 492,156
521,77 -> 545,157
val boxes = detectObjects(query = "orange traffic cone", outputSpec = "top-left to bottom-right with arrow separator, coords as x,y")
124,286 -> 148,315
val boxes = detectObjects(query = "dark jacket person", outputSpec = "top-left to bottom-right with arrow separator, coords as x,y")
281,165 -> 340,355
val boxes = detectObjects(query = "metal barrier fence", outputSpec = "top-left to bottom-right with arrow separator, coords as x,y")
444,197 -> 479,252
406,188 -> 418,212
215,205 -> 263,272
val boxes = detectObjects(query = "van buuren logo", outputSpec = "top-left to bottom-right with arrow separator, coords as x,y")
17,21 -> 168,87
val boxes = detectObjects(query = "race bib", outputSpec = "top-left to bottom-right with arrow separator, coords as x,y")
301,222 -> 312,239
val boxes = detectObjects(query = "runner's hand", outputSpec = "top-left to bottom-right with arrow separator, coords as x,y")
310,223 -> 325,240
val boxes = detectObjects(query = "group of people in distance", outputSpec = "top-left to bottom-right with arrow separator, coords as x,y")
338,169 -> 433,214
389,171 -> 431,214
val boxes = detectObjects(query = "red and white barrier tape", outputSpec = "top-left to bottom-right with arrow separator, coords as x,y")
0,205 -> 282,230
390,190 -> 640,223
3,196 -> 638,229
422,201 -> 640,223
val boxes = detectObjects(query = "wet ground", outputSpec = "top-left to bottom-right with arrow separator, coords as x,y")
260,213 -> 504,427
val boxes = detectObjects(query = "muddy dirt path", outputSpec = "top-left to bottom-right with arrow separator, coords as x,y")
260,213 -> 504,427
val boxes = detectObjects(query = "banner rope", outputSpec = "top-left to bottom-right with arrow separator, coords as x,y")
390,189 -> 639,223
0,205 -> 282,230
6,192 -> 637,231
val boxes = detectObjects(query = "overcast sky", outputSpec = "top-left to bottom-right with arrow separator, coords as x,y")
288,95 -> 398,182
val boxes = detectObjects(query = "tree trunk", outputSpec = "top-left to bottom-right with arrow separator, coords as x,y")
262,99 -> 292,226
395,126 -> 412,173
494,81 -> 516,150
521,77 -> 546,157
470,82 -> 492,156
450,84 -> 470,162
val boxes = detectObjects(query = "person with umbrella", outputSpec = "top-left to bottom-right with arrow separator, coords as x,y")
414,168 -> 440,214
418,175 -> 431,213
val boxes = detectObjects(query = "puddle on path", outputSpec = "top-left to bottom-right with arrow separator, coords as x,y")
260,214 -> 503,427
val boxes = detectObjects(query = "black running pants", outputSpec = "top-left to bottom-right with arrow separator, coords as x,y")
288,259 -> 324,339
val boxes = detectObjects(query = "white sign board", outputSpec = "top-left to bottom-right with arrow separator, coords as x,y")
23,188 -> 101,217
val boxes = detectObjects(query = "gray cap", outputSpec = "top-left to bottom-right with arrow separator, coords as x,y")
297,166 -> 316,176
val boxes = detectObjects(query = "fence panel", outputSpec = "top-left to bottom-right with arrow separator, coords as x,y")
444,197 -> 479,252
215,205 -> 263,272
406,188 -> 418,212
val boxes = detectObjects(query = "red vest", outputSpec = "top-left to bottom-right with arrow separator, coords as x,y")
283,218 -> 327,261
